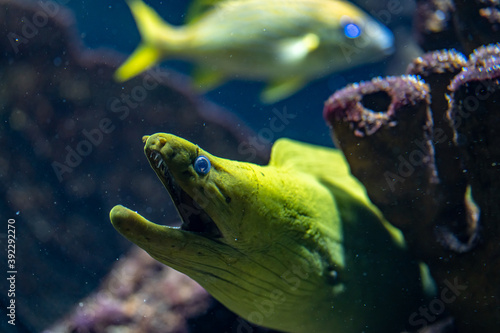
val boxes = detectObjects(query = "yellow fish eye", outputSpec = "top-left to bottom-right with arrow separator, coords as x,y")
343,22 -> 361,39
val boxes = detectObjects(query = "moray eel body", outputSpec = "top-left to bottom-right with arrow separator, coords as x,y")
115,0 -> 393,103
110,133 -> 423,333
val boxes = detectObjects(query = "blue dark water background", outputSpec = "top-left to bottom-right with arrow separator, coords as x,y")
62,0 -> 410,147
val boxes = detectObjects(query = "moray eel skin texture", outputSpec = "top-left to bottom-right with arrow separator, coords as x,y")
110,133 -> 423,333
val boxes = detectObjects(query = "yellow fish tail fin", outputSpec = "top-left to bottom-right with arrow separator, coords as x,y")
115,0 -> 177,82
114,44 -> 162,82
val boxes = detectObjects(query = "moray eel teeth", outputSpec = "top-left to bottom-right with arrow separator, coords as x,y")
144,137 -> 222,238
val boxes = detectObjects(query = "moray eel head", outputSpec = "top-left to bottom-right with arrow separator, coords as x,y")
110,133 -> 423,333
142,133 -> 223,238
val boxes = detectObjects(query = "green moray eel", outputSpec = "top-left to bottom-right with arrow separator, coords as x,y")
110,133 -> 424,333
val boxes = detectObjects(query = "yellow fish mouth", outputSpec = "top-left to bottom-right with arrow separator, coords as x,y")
142,134 -> 223,238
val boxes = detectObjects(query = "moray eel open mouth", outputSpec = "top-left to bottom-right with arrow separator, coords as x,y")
145,143 -> 222,238
110,133 -> 424,333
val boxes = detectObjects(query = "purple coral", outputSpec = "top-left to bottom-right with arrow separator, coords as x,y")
70,295 -> 131,332
324,43 -> 500,333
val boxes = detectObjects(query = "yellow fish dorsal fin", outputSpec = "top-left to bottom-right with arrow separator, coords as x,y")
126,0 -> 170,44
114,0 -> 178,82
419,262 -> 438,297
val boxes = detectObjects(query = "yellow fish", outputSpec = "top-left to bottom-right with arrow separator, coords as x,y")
115,0 -> 394,103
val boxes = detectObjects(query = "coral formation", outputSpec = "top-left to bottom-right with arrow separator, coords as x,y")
414,0 -> 460,51
415,0 -> 500,54
47,248 -> 223,333
324,2 -> 500,331
324,76 -> 438,256
452,0 -> 500,54
324,4 -> 500,331
324,45 -> 500,333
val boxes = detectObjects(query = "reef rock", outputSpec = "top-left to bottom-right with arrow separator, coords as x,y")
324,45 -> 500,332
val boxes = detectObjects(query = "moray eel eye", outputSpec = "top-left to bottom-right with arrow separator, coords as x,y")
194,156 -> 211,175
